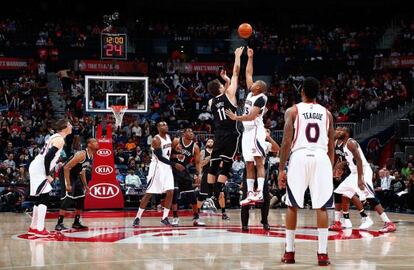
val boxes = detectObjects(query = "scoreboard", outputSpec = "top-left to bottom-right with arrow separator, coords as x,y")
101,33 -> 127,60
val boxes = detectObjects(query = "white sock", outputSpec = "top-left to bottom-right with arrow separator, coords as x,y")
334,211 -> 342,222
318,228 -> 329,254
136,208 -> 145,219
246,179 -> 255,193
30,206 -> 38,229
37,204 -> 47,231
257,177 -> 265,193
380,212 -> 391,223
285,229 -> 296,252
162,208 -> 170,220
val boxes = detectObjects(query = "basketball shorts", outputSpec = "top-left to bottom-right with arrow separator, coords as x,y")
211,130 -> 240,161
59,173 -> 86,200
286,149 -> 333,209
334,166 -> 375,201
173,168 -> 195,192
146,161 -> 174,194
242,126 -> 267,162
29,161 -> 52,196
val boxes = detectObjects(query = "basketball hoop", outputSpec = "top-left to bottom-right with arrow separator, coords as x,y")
110,105 -> 127,129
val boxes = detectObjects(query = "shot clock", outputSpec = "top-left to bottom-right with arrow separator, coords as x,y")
101,33 -> 127,60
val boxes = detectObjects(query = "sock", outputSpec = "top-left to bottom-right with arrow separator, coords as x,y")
173,210 -> 178,218
334,211 -> 342,222
318,228 -> 329,254
30,206 -> 38,229
37,204 -> 47,231
246,179 -> 255,193
74,215 -> 80,224
285,229 -> 296,252
163,208 -> 170,220
57,215 -> 64,225
359,209 -> 367,218
193,213 -> 199,219
136,208 -> 145,219
343,212 -> 350,219
380,212 -> 391,223
257,177 -> 265,193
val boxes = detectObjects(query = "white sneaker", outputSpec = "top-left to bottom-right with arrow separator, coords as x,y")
359,216 -> 374,230
171,217 -> 179,227
193,218 -> 206,226
240,191 -> 254,206
251,191 -> 264,203
342,218 -> 353,229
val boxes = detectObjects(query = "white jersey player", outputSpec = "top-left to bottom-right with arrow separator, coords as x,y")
226,47 -> 269,205
278,77 -> 334,266
334,126 -> 396,233
28,119 -> 72,237
133,121 -> 184,227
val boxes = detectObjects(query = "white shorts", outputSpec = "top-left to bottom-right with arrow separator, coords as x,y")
286,149 -> 333,209
334,166 -> 375,200
242,126 -> 267,162
29,162 -> 52,196
146,161 -> 174,194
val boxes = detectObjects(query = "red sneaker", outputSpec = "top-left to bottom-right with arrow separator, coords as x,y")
281,251 -> 295,264
35,228 -> 50,238
28,227 -> 37,235
329,221 -> 342,231
380,222 -> 397,233
317,253 -> 331,266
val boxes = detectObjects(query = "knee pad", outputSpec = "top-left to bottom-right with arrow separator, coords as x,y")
75,197 -> 85,210
214,182 -> 224,198
208,158 -> 221,176
187,191 -> 197,205
367,197 -> 380,208
334,193 -> 342,204
38,193 -> 50,206
219,158 -> 232,178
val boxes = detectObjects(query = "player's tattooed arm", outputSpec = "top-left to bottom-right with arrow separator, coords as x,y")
64,151 -> 86,193
246,47 -> 254,90
226,46 -> 244,98
200,150 -> 211,168
347,139 -> 365,190
327,110 -> 335,167
278,106 -> 295,189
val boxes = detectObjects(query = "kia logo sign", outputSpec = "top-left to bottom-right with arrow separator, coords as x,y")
90,183 -> 120,199
97,149 -> 112,157
95,165 -> 113,175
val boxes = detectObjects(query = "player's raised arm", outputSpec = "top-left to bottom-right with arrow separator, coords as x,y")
246,47 -> 254,90
346,139 -> 365,190
278,106 -> 296,188
327,110 -> 335,167
220,69 -> 231,91
225,46 -> 244,98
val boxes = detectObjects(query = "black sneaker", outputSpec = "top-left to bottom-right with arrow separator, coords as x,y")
242,225 -> 249,232
262,223 -> 270,231
160,218 -> 172,226
72,222 -> 88,230
55,223 -> 68,231
222,213 -> 230,220
133,217 -> 141,227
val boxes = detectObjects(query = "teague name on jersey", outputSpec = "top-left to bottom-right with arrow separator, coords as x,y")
302,112 -> 323,121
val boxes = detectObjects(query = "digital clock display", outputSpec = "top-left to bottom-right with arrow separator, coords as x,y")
101,33 -> 127,60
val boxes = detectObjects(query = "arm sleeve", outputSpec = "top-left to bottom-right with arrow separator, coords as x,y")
154,148 -> 175,167
253,96 -> 266,108
44,146 -> 59,176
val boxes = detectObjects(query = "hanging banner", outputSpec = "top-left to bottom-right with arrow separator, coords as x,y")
0,57 -> 31,70
78,60 -> 148,74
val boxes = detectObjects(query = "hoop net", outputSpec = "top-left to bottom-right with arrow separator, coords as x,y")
110,105 -> 127,129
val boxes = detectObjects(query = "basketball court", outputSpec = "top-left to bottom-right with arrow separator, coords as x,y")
1,209 -> 413,269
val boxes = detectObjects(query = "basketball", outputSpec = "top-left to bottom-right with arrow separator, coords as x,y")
238,23 -> 253,39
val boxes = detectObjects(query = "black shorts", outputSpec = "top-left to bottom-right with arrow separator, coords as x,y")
173,169 -> 195,192
60,174 -> 86,200
199,172 -> 209,196
211,130 -> 240,161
